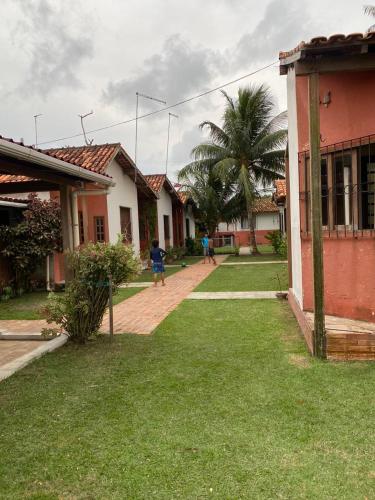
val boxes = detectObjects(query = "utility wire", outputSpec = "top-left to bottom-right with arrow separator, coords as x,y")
38,61 -> 278,147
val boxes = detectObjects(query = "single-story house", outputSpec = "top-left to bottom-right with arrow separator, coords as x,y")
216,197 -> 280,246
177,191 -> 196,240
273,179 -> 287,234
144,174 -> 184,249
280,31 -> 375,359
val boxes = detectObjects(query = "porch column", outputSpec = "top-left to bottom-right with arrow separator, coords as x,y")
308,71 -> 326,358
60,185 -> 74,283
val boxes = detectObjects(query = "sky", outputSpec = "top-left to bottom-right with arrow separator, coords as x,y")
0,0 -> 371,181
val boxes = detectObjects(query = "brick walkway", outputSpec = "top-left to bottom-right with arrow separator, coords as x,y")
101,257 -> 225,335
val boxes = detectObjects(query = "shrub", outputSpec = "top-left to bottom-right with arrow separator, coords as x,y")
265,230 -> 288,258
185,237 -> 202,256
0,194 -> 61,293
43,240 -> 141,343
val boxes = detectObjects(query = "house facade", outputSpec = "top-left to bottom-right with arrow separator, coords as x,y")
145,175 -> 184,249
280,31 -> 375,359
273,179 -> 287,234
216,197 -> 280,246
177,191 -> 196,241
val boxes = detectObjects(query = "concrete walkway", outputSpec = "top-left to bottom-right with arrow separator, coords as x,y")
188,291 -> 288,299
101,257 -> 226,335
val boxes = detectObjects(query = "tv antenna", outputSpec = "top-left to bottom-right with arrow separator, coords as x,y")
165,112 -> 178,175
33,114 -> 42,148
78,111 -> 94,145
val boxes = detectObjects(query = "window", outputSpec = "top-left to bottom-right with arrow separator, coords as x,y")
240,216 -> 249,229
120,207 -> 132,243
185,218 -> 190,238
164,215 -> 170,247
94,216 -> 105,242
360,144 -> 375,229
333,153 -> 352,226
78,211 -> 84,245
321,158 -> 328,227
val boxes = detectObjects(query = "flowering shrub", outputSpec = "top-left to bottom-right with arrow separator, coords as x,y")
43,240 -> 141,343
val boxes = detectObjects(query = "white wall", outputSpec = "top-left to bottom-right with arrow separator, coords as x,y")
255,213 -> 279,230
157,186 -> 173,249
287,67 -> 303,307
183,204 -> 195,239
106,159 -> 140,254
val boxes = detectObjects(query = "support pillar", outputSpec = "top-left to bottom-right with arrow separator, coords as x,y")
308,72 -> 326,358
60,185 -> 74,283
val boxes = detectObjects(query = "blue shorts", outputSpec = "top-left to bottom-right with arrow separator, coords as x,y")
203,247 -> 209,256
152,262 -> 165,273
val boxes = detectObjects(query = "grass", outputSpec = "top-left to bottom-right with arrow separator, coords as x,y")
0,299 -> 374,499
195,262 -> 288,291
0,287 -> 145,320
132,267 -> 182,282
226,253 -> 286,262
0,291 -> 49,320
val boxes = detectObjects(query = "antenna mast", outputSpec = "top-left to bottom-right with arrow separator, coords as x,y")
78,111 -> 94,145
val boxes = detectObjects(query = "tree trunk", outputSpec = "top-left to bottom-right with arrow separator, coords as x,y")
248,205 -> 259,255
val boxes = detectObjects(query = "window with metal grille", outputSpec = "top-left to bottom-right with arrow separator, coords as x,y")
79,211 -> 85,245
120,207 -> 132,243
94,216 -> 105,242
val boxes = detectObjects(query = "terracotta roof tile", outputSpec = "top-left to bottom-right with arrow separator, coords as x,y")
0,135 -> 113,179
253,197 -> 279,213
274,179 -> 286,203
177,191 -> 189,204
0,174 -> 33,184
0,196 -> 28,204
279,31 -> 375,60
144,174 -> 166,194
45,143 -> 120,175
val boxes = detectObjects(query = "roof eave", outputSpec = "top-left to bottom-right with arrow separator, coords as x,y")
0,138 -> 114,186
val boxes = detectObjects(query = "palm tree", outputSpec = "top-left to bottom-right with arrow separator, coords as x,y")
364,5 -> 375,31
179,85 -> 287,254
178,164 -> 239,236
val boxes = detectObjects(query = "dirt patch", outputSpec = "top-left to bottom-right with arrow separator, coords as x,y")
288,354 -> 311,368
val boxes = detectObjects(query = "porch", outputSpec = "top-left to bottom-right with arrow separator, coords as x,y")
289,291 -> 375,361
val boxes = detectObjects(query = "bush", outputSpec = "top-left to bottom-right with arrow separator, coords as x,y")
43,240 -> 141,343
265,230 -> 287,258
185,237 -> 202,256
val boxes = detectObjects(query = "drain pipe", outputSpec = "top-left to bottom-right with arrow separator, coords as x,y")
71,189 -> 111,248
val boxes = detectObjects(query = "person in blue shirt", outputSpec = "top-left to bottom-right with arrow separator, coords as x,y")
150,239 -> 167,286
201,233 -> 209,264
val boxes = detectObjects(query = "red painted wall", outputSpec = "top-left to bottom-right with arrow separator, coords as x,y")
295,69 -> 375,322
296,71 -> 375,152
301,237 -> 375,323
214,230 -> 271,246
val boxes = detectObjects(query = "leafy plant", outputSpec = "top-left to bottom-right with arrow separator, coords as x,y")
0,194 -> 62,293
179,85 -> 287,254
185,237 -> 202,256
43,240 -> 141,343
265,230 -> 283,254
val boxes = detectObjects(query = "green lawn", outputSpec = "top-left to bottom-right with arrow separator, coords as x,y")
132,267 -> 182,282
0,299 -> 374,498
195,262 -> 288,291
226,253 -> 286,262
0,287 -> 145,320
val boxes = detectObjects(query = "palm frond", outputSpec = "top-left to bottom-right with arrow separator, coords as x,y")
364,4 -> 375,16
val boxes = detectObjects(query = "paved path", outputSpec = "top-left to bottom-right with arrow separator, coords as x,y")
188,291 -> 288,299
101,257 -> 225,335
221,261 -> 287,266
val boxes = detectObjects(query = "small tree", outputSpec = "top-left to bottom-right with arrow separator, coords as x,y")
0,194 -> 62,292
43,240 -> 141,343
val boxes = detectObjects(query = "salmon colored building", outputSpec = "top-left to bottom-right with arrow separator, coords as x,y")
280,32 -> 375,359
216,197 -> 281,246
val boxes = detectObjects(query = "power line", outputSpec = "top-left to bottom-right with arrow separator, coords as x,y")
38,61 -> 278,147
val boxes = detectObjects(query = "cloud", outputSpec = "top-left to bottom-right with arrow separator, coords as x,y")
103,34 -> 225,111
12,0 -> 94,97
232,0 -> 321,69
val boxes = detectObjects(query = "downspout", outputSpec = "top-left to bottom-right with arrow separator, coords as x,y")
71,189 -> 111,248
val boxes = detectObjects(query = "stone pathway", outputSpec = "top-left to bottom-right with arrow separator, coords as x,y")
101,257 -> 226,335
188,291 -> 288,300
221,261 -> 287,266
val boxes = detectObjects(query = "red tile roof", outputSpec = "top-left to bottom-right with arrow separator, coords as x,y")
0,135 -> 112,178
0,174 -> 32,184
274,179 -> 286,203
253,197 -> 278,213
0,196 -> 28,204
279,32 -> 375,60
177,191 -> 189,204
144,174 -> 166,194
45,143 -> 120,175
